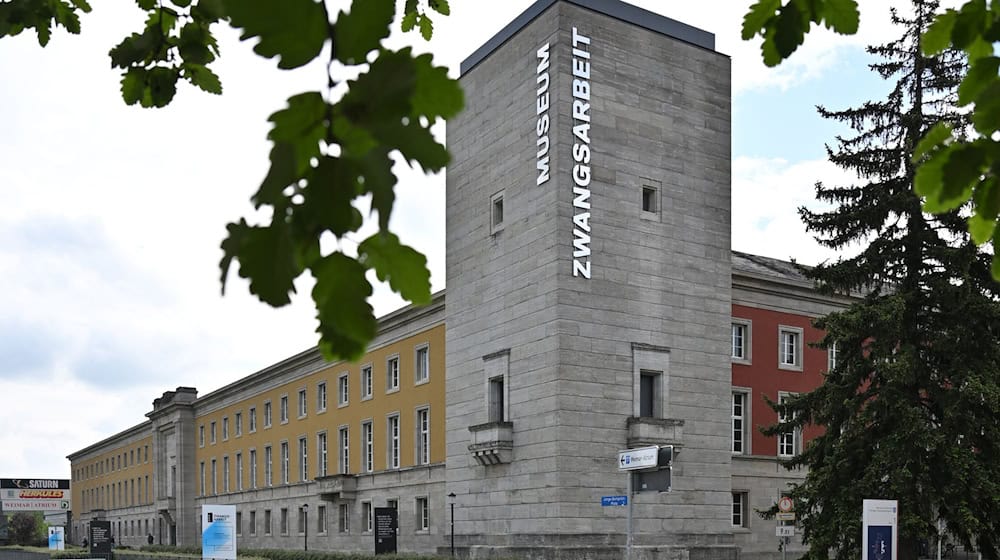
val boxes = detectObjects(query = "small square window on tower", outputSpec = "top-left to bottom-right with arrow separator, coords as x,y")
642,186 -> 657,213
490,191 -> 505,234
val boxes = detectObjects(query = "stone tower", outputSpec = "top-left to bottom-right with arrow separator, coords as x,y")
445,1 -> 733,558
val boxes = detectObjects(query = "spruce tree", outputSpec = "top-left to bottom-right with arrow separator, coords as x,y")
768,2 -> 1000,560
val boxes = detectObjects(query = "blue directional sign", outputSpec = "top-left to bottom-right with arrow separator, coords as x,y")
601,495 -> 628,507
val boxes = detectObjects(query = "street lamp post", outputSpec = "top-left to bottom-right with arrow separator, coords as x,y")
448,492 -> 456,558
302,503 -> 309,552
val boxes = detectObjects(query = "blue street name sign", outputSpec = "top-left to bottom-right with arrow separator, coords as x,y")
601,495 -> 628,507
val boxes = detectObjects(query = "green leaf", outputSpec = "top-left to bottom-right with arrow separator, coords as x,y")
120,67 -> 147,105
379,120 -> 450,172
267,92 -> 328,175
331,115 -> 378,157
742,0 -> 780,39
417,13 -> 433,40
915,146 -> 949,202
170,0 -> 192,7
429,0 -> 449,16
192,0 -> 226,22
147,66 -> 178,108
224,0 -> 327,69
823,0 -> 858,34
136,0 -> 157,9
297,156 -> 364,237
311,253 -> 377,361
220,219 -> 299,306
184,63 -> 222,94
972,81 -> 1000,134
970,177 -> 1000,244
109,32 -> 154,68
912,122 -> 952,162
968,213 -> 996,245
760,26 -> 783,67
358,232 -> 431,304
959,56 -> 1000,106
35,18 -> 51,46
340,49 -> 416,128
355,148 -> 397,230
333,0 -> 394,65
772,1 -> 807,60
991,228 -> 1000,277
411,53 -> 463,119
254,142 -> 298,208
401,10 -> 417,33
70,0 -> 93,11
937,144 -> 985,211
179,22 -> 215,65
952,0 -> 987,50
922,11 -> 956,55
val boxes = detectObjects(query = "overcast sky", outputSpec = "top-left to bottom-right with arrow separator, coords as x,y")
0,0 -> 924,479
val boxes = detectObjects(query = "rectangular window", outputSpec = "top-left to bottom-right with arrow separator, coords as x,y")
779,326 -> 803,370
318,432 -> 328,478
222,456 -> 230,493
235,412 -> 242,437
415,345 -> 429,383
416,497 -> 429,531
299,437 -> 309,481
732,392 -> 747,454
223,417 -> 229,440
732,322 -> 750,361
339,503 -> 350,533
280,508 -> 289,535
317,382 -> 327,412
732,492 -> 748,527
363,421 -> 373,472
249,510 -> 257,536
339,427 -> 350,474
638,370 -> 662,418
828,341 -> 839,371
249,449 -> 257,489
317,505 -> 327,534
235,511 -> 242,536
388,414 -> 400,469
641,185 -> 658,213
264,446 -> 273,486
338,373 -> 349,406
199,425 -> 205,447
778,393 -> 801,457
280,395 -> 289,423
236,453 -> 243,491
249,406 -> 257,432
264,510 -> 272,535
264,401 -> 272,428
210,459 -> 217,495
361,365 -> 373,399
200,462 -> 206,495
488,376 -> 505,422
387,356 -> 399,391
281,441 -> 290,484
210,421 -> 217,444
416,408 -> 430,465
297,506 -> 307,534
362,501 -> 373,533
298,389 -> 307,417
490,190 -> 504,234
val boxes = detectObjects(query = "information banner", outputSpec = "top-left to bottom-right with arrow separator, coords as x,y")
862,499 -> 898,560
373,507 -> 397,555
90,520 -> 112,557
202,505 -> 237,560
2,479 -> 71,511
48,527 -> 65,550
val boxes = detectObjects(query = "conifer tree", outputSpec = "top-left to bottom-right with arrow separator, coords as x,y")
767,2 -> 1000,560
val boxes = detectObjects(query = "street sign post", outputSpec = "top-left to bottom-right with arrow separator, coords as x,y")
601,496 -> 628,507
776,512 -> 796,521
617,446 -> 659,470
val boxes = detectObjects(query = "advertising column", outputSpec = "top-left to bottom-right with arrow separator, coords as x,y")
862,499 -> 898,560
201,505 -> 237,560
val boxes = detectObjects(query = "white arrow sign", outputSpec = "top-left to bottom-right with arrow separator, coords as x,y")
617,446 -> 659,470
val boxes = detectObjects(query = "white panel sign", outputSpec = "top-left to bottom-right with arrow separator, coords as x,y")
776,526 -> 795,537
862,499 -> 898,560
617,446 -> 658,470
48,527 -> 65,550
202,504 -> 237,560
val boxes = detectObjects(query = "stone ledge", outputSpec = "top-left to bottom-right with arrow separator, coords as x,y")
468,421 -> 513,466
626,417 -> 684,449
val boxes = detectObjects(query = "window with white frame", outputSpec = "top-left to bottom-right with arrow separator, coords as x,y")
249,449 -> 258,489
338,373 -> 349,406
264,445 -> 273,486
317,431 -> 328,477
317,504 -> 327,534
778,326 -> 804,370
298,388 -> 307,418
415,497 -> 429,531
339,426 -> 350,474
222,417 -> 229,440
415,345 -> 429,383
387,356 -> 399,391
361,364 -> 373,399
732,321 -> 751,362
280,507 -> 289,535
199,462 -> 205,496
732,391 -> 748,454
778,393 -> 801,457
210,459 -> 217,494
280,395 -> 289,423
362,421 -> 373,472
264,401 -> 272,428
210,421 -> 217,444
223,456 -> 230,493
281,441 -> 290,484
828,341 -> 839,372
732,492 -> 748,527
339,503 -> 350,533
490,190 -> 504,234
249,406 -> 257,432
387,414 -> 400,469
317,382 -> 327,412
416,408 -> 430,465
488,376 -> 505,422
362,501 -> 373,533
299,437 -> 308,481
236,453 -> 243,491
235,412 -> 242,437
199,425 -> 205,447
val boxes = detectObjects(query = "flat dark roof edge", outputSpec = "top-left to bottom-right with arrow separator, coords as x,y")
460,0 -> 716,76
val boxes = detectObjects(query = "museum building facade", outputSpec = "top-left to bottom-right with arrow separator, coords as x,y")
67,1 -> 852,559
